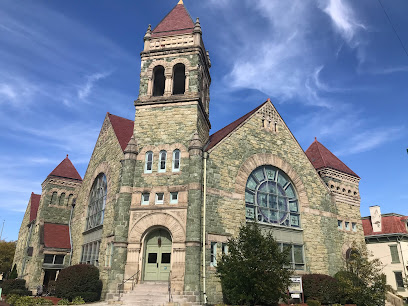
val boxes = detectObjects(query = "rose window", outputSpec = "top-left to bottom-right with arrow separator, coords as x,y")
245,166 -> 300,227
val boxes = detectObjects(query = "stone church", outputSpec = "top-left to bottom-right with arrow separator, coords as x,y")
13,1 -> 365,304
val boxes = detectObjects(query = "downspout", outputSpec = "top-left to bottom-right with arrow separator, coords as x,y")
397,236 -> 407,280
68,200 -> 76,266
202,152 -> 208,304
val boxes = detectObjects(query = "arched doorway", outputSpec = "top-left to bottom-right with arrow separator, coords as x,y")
143,228 -> 172,281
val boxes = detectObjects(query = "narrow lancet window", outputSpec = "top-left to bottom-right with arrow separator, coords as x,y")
153,66 -> 165,96
145,151 -> 153,173
158,150 -> 167,172
172,149 -> 180,172
172,63 -> 185,95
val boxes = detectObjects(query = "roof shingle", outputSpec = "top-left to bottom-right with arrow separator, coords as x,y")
151,2 -> 194,38
29,192 -> 41,223
305,138 -> 359,178
48,155 -> 82,181
108,113 -> 134,152
363,215 -> 408,236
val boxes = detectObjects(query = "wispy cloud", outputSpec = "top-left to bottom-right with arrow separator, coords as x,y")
335,126 -> 404,156
322,0 -> 366,47
78,72 -> 112,100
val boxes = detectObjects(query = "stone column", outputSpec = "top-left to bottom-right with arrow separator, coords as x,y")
184,132 -> 203,295
107,136 -> 138,293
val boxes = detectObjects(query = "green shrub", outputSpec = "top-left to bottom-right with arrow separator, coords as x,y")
33,298 -> 54,305
57,299 -> 70,305
6,294 -> 21,305
306,299 -> 321,306
216,223 -> 292,305
1,279 -> 29,295
14,295 -> 34,306
71,296 -> 85,305
302,273 -> 340,304
55,264 -> 102,302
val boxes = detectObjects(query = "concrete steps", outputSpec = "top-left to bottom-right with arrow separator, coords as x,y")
110,282 -> 201,306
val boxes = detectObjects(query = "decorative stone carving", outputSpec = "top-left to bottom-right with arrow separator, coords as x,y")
260,100 -> 280,132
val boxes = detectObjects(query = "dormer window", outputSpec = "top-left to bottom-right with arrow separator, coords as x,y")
153,65 -> 165,96
173,63 -> 185,95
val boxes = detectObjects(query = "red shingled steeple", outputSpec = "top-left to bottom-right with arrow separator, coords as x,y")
48,155 -> 82,181
151,0 -> 195,38
305,138 -> 359,178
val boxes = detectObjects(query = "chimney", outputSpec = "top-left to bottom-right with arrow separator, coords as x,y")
370,205 -> 382,232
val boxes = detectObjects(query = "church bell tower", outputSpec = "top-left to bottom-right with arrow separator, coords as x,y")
135,0 -> 211,145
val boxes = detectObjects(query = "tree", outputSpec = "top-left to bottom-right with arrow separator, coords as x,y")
335,242 -> 387,306
0,240 -> 16,278
216,223 -> 292,306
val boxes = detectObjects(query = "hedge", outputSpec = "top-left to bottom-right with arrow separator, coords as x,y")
55,264 -> 102,302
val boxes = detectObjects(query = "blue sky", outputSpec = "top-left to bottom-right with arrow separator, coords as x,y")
0,0 -> 407,241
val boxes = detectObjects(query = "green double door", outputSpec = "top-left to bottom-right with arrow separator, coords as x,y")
144,229 -> 172,281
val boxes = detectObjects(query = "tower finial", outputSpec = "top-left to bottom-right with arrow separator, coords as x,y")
178,0 -> 183,4
144,24 -> 151,41
66,154 -> 69,158
315,137 -> 317,141
194,17 -> 202,35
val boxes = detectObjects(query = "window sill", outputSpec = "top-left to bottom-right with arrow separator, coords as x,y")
82,224 -> 103,235
391,261 -> 401,264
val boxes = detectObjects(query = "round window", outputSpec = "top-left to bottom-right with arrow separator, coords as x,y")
245,166 -> 300,227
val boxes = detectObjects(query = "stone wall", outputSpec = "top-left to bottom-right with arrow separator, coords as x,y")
70,115 -> 125,297
203,101 -> 362,303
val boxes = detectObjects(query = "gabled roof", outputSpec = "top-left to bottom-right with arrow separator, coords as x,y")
151,1 -> 195,38
305,138 -> 359,178
48,155 -> 82,181
205,101 -> 267,151
107,113 -> 134,152
362,215 -> 408,236
43,223 -> 71,249
29,192 -> 41,223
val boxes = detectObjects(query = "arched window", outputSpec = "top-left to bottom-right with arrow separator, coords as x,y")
172,63 -> 185,95
158,150 -> 167,173
172,149 -> 180,172
153,65 -> 165,96
245,166 -> 300,228
50,192 -> 57,205
59,193 -> 66,206
145,151 -> 153,173
67,194 -> 74,206
86,173 -> 107,230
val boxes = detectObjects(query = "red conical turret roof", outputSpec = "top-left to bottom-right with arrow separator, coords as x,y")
305,138 -> 359,178
152,1 -> 195,38
48,155 -> 82,181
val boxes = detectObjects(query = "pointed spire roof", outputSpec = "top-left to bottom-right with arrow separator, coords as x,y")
48,155 -> 82,181
151,1 -> 195,38
29,192 -> 41,222
205,101 -> 268,151
305,138 -> 359,178
107,113 -> 134,152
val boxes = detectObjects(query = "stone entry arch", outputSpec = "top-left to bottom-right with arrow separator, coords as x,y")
124,211 -> 186,292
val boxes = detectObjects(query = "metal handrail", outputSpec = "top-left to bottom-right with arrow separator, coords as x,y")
117,270 -> 140,301
168,270 -> 172,302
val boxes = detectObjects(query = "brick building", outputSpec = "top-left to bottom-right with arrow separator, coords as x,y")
13,1 -> 364,304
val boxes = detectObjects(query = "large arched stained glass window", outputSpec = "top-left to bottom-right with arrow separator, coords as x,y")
245,166 -> 300,228
86,173 -> 107,230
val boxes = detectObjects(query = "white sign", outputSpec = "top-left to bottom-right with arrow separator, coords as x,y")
288,276 -> 303,294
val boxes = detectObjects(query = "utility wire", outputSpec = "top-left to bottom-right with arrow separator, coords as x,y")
377,0 -> 408,59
